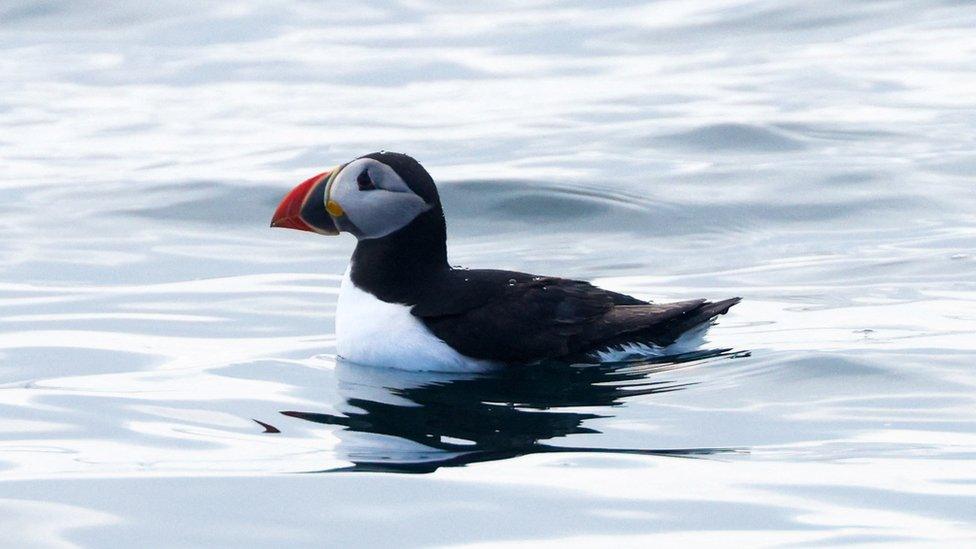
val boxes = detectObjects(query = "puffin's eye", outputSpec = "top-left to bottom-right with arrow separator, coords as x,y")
357,170 -> 376,191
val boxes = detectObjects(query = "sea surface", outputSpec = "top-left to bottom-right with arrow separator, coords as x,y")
2,1 -> 975,546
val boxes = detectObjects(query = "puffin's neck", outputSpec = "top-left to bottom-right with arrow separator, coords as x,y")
349,207 -> 449,304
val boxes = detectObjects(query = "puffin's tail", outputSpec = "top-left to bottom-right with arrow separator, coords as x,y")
660,297 -> 741,340
585,297 -> 741,362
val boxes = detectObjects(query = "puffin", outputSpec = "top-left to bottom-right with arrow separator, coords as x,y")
271,152 -> 739,372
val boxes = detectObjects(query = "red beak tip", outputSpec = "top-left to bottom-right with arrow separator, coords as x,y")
271,169 -> 334,234
269,215 -> 313,232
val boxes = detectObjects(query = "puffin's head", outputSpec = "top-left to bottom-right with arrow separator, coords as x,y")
271,152 -> 439,239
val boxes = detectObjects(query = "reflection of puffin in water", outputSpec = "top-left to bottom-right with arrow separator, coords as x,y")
272,152 -> 739,372
280,350 -> 740,474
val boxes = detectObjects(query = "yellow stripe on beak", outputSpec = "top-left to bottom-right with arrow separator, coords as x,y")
323,163 -> 347,217
326,199 -> 344,217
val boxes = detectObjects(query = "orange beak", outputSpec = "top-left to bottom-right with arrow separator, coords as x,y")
270,169 -> 339,235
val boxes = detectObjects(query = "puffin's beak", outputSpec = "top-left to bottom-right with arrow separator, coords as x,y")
270,168 -> 341,235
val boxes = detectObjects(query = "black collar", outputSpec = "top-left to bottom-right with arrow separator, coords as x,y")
349,207 -> 450,304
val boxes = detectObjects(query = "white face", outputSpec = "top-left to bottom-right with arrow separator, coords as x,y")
327,158 -> 432,239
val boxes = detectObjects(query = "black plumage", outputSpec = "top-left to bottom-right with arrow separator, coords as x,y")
415,270 -> 739,362
349,152 -> 740,365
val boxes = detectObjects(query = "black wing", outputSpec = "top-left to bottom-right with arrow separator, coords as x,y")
412,269 -> 738,363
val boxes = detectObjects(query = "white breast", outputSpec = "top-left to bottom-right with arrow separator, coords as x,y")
334,268 -> 498,372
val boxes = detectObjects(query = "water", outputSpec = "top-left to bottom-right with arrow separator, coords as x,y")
2,0 -> 976,546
